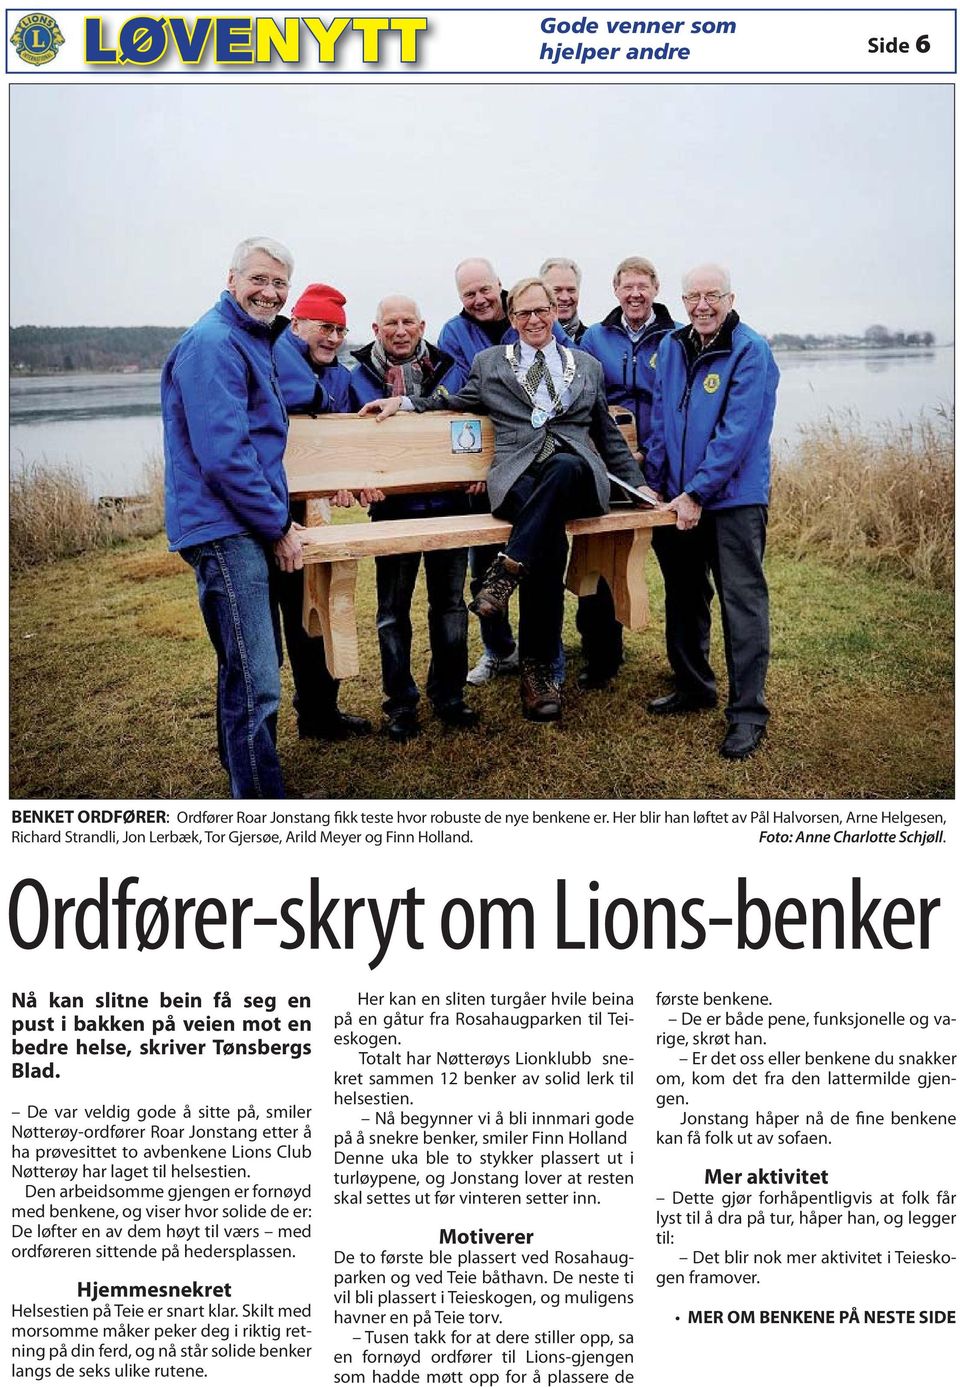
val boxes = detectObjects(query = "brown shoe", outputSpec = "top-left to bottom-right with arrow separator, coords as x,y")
520,660 -> 562,722
468,553 -> 524,619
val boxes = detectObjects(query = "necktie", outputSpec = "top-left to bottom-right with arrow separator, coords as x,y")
527,351 -> 558,463
526,349 -> 559,405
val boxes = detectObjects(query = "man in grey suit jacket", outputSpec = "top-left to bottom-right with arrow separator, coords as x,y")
360,276 -> 655,722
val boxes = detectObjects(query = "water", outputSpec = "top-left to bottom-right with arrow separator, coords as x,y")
8,349 -> 954,498
10,370 -> 163,497
771,348 -> 953,445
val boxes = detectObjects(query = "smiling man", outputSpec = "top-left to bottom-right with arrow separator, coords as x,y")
349,294 -> 476,743
275,281 -> 353,413
162,236 -> 298,798
439,257 -> 521,685
576,256 -> 680,689
360,277 -> 653,723
438,258 -> 575,688
644,263 -> 779,761
270,282 -> 372,744
540,256 -> 588,343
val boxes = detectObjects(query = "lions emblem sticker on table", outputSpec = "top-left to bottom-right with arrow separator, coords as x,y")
451,420 -> 482,453
10,12 -> 65,65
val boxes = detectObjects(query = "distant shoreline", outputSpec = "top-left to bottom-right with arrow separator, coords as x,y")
9,342 -> 954,379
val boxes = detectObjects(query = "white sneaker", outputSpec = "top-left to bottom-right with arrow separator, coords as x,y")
466,647 -> 520,685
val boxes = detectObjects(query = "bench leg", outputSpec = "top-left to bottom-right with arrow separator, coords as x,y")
302,560 -> 361,679
566,530 -> 653,630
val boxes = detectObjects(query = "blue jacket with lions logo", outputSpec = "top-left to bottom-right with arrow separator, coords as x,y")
644,312 -> 779,510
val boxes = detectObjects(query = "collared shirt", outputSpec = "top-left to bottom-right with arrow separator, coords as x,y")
400,337 -> 574,413
621,309 -> 655,343
515,337 -> 573,413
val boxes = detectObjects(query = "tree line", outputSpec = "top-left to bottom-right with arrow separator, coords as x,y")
770,326 -> 936,351
11,322 -> 940,375
10,326 -> 187,373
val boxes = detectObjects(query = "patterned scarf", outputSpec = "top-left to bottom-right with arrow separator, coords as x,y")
370,336 -> 433,398
561,313 -> 582,340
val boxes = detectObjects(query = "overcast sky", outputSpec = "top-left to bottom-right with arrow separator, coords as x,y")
10,83 -> 954,341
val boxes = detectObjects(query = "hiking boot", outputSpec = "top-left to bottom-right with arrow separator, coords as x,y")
520,660 -> 562,723
466,646 -> 520,685
468,554 -> 524,620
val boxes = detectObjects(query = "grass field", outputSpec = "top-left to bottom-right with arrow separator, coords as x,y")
10,529 -> 953,801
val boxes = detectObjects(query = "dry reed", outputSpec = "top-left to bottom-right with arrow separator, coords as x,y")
770,411 -> 954,587
10,453 -> 165,571
9,416 -> 955,589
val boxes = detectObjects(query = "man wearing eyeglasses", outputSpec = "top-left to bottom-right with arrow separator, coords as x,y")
348,294 -> 477,743
162,236 -> 299,797
440,258 -> 574,689
644,264 -> 779,761
276,282 -> 353,413
272,283 -> 373,744
577,255 -> 679,690
360,278 -> 654,723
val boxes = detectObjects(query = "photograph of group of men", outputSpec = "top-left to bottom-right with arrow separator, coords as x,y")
162,240 -> 778,799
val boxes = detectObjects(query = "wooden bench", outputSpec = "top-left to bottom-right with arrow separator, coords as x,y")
283,410 -> 676,679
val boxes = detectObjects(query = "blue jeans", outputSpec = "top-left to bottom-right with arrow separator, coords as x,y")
181,535 -> 285,799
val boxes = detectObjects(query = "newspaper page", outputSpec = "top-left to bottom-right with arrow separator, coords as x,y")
4,8 -> 957,1387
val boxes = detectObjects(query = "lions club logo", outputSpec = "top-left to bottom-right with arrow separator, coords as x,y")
648,351 -> 657,369
703,372 -> 721,395
11,12 -> 64,65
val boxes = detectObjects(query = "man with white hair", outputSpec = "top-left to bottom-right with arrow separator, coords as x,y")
539,257 -> 588,343
644,263 -> 779,761
349,294 -> 477,743
162,236 -> 299,797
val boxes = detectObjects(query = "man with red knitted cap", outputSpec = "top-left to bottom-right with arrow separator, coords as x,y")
273,283 -> 372,742
276,282 -> 353,413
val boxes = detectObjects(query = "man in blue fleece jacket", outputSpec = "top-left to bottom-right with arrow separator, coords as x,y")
272,283 -> 372,744
163,236 -> 298,798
